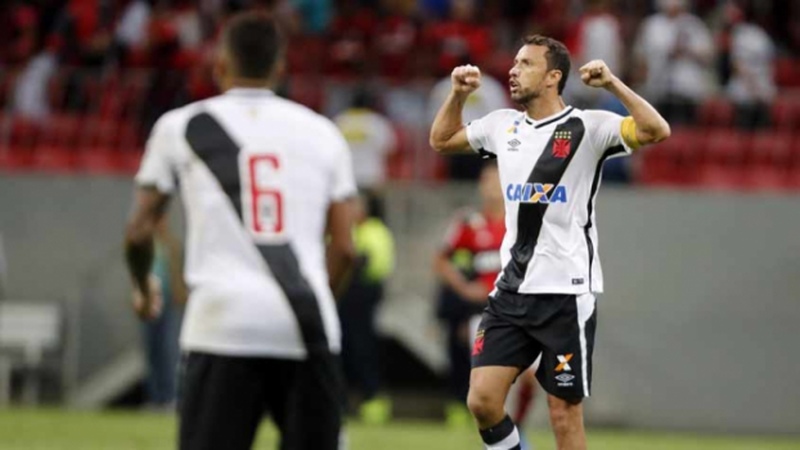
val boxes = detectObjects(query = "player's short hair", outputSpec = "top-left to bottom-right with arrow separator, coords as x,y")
222,12 -> 285,79
521,35 -> 571,95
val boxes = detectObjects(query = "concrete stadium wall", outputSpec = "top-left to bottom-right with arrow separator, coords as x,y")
0,174 -> 798,433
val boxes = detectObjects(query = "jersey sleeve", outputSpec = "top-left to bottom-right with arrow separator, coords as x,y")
584,109 -> 639,160
330,128 -> 357,202
465,109 -> 516,158
135,113 -> 178,193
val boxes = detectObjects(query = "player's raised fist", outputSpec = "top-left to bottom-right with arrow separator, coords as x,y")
580,60 -> 615,88
451,64 -> 482,95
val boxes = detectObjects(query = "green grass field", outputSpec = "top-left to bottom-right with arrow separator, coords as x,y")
0,409 -> 798,450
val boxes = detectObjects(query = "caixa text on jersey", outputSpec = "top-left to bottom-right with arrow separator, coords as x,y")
505,183 -> 568,204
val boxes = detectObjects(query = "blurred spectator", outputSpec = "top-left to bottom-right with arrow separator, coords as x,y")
326,0 -> 377,78
564,0 -> 624,109
0,2 -> 41,66
114,0 -> 151,53
334,90 -> 397,191
12,52 -> 57,121
338,192 -> 395,424
288,0 -> 333,34
634,0 -> 715,124
422,0 -> 492,77
137,216 -> 185,409
718,2 -> 776,129
50,0 -> 116,67
427,68 -> 509,179
373,0 -> 422,80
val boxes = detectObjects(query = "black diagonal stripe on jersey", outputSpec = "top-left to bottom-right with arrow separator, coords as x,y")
185,112 -> 330,353
496,117 -> 586,293
583,145 -> 626,291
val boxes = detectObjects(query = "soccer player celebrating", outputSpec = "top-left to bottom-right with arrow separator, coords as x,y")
429,35 -> 670,450
124,12 -> 356,450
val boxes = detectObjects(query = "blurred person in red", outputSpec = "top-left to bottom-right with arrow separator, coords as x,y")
326,0 -> 377,78
430,33 -> 670,449
125,12 -> 355,450
423,0 -> 492,77
0,2 -> 40,65
372,0 -> 422,81
717,1 -> 776,129
633,0 -> 715,124
434,162 -> 538,441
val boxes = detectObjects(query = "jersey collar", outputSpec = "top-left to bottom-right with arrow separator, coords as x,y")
225,87 -> 275,97
524,106 -> 574,129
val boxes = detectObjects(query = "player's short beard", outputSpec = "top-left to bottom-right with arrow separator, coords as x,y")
512,88 -> 538,107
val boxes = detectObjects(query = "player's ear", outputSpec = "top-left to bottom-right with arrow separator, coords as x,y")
548,69 -> 563,91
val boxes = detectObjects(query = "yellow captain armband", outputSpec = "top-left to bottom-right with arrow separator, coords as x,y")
620,116 -> 642,151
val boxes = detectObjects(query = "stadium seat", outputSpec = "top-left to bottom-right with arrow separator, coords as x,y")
77,117 -> 119,149
8,116 -> 40,149
770,96 -> 800,130
698,130 -> 747,189
637,128 -> 703,186
39,114 -> 82,148
75,147 -> 120,174
697,97 -> 735,128
31,145 -> 76,173
775,57 -> 800,88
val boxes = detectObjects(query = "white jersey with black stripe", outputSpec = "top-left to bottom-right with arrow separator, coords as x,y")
466,106 -> 634,295
135,88 -> 356,358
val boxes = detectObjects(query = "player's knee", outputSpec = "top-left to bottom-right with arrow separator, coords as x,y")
466,389 -> 502,424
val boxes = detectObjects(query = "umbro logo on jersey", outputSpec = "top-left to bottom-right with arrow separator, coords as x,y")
506,183 -> 568,204
556,354 -> 573,372
507,139 -> 521,151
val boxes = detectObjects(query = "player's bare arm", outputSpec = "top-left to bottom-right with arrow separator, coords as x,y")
429,64 -> 482,154
326,199 -> 357,297
124,186 -> 170,320
580,59 -> 671,147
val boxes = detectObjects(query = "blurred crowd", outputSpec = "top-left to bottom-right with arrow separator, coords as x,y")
1,0 -> 799,181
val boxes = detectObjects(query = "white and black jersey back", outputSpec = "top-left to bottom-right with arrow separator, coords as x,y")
136,88 -> 356,359
466,106 -> 634,295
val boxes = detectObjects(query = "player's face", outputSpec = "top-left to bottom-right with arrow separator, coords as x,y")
479,166 -> 503,206
509,45 -> 554,105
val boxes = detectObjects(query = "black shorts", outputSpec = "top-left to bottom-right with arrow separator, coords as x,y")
471,290 -> 597,400
178,351 -> 344,450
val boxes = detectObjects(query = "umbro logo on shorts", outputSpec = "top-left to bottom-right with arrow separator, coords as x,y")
556,354 -> 573,372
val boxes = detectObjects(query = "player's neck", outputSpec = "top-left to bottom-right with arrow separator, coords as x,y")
525,96 -> 567,121
223,78 -> 273,91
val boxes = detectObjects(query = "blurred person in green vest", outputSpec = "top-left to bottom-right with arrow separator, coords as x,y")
337,191 -> 395,424
132,216 -> 186,409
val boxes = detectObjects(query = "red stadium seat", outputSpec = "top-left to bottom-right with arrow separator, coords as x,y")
31,145 -> 76,173
75,147 -> 119,174
747,132 -> 793,167
697,97 -> 735,128
698,131 -> 748,189
775,57 -> 800,88
39,114 -> 82,148
636,128 -> 703,186
771,96 -> 800,130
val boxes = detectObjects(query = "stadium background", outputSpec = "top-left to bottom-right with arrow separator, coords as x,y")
0,0 -> 799,448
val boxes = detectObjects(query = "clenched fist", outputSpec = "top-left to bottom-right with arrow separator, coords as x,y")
451,64 -> 482,95
580,60 -> 616,88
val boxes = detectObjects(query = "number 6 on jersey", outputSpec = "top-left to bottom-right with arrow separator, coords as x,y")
242,152 -> 285,240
